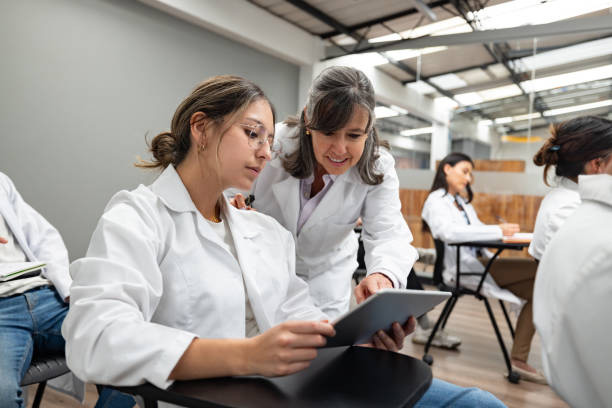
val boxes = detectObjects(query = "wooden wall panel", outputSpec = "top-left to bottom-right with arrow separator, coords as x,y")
399,189 -> 543,258
435,159 -> 526,172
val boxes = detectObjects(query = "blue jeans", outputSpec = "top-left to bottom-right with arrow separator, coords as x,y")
415,378 -> 506,407
0,286 -> 135,408
0,286 -> 67,408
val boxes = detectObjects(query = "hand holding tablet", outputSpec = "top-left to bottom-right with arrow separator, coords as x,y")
323,289 -> 451,348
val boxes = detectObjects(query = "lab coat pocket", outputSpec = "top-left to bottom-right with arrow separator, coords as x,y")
155,256 -> 194,329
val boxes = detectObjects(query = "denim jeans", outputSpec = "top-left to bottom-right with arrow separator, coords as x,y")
415,378 -> 507,407
0,286 -> 67,408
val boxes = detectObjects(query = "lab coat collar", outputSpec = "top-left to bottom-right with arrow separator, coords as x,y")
150,165 -> 198,214
558,176 -> 579,191
578,174 -> 612,207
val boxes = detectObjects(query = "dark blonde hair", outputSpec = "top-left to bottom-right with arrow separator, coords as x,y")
282,66 -> 389,185
137,75 -> 274,169
533,116 -> 612,186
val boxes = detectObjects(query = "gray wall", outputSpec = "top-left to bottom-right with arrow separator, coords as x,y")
0,0 -> 299,258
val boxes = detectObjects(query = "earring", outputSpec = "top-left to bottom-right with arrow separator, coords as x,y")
198,143 -> 205,152
305,129 -> 311,135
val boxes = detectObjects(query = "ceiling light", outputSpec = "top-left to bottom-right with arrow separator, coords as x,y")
512,112 -> 541,121
514,37 -> 612,73
521,64 -> 612,93
429,73 -> 467,90
477,84 -> 523,101
454,92 -> 484,106
434,96 -> 459,110
382,46 -> 447,62
406,80 -> 437,95
472,0 -> 612,30
390,105 -> 409,115
493,113 -> 541,124
479,119 -> 493,126
375,106 -> 400,119
400,127 -> 433,137
543,99 -> 612,117
368,17 -> 467,43
494,117 -> 513,124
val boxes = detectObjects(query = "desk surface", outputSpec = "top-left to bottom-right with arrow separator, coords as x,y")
115,346 -> 432,408
448,239 -> 529,250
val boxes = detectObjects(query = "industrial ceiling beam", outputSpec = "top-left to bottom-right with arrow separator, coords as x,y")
401,33 -> 612,85
319,1 -> 452,39
285,0 -> 461,103
324,14 -> 612,58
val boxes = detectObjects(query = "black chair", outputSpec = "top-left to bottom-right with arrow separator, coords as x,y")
423,235 -> 519,383
20,354 -> 70,408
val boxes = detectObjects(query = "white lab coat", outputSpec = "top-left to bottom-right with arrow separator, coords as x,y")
251,123 -> 418,318
62,165 -> 326,390
0,172 -> 71,299
534,174 -> 612,408
528,177 -> 580,260
0,172 -> 84,401
421,189 -> 521,305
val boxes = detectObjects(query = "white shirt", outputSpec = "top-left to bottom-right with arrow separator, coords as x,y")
62,165 -> 326,390
0,172 -> 70,299
251,123 -> 418,318
421,189 -> 521,305
528,177 -> 580,260
206,218 -> 259,338
0,212 -> 51,297
534,174 -> 612,408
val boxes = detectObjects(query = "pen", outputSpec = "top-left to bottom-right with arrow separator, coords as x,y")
244,194 -> 255,207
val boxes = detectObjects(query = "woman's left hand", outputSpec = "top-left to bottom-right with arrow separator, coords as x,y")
361,316 -> 417,352
354,272 -> 393,303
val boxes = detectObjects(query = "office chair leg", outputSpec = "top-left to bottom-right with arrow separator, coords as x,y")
31,381 -> 47,408
440,296 -> 458,330
499,300 -> 515,339
483,298 -> 519,384
143,397 -> 159,408
423,295 -> 455,364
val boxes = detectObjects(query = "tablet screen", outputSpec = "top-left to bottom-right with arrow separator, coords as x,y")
323,289 -> 450,348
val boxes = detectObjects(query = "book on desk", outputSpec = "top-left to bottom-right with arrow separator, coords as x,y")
502,232 -> 533,244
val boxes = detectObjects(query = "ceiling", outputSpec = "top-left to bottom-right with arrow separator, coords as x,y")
247,0 -> 612,136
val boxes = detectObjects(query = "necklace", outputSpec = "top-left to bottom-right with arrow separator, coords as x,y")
205,213 -> 221,223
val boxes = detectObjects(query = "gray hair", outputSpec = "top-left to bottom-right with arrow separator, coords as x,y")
282,66 -> 389,184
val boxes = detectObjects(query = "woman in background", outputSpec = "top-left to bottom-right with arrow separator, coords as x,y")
529,116 -> 612,261
422,152 -> 544,383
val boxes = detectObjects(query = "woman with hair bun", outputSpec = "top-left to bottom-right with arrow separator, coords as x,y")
529,115 -> 612,261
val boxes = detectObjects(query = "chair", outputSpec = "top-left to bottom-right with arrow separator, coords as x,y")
20,353 -> 70,408
423,235 -> 519,383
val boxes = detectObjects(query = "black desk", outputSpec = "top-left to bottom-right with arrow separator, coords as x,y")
113,346 -> 432,408
424,239 -> 530,383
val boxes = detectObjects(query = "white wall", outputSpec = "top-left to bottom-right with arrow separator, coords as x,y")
0,0 -> 300,258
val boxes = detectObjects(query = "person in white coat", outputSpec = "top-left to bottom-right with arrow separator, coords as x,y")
234,66 -> 418,320
422,152 -> 545,384
529,116 -> 612,261
534,173 -> 612,408
61,75 -> 418,391
0,172 -> 83,407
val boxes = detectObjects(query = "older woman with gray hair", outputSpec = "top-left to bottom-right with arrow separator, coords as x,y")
233,66 -> 505,407
238,65 -> 417,318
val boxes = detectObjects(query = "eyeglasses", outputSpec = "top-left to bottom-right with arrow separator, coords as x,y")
240,123 -> 276,152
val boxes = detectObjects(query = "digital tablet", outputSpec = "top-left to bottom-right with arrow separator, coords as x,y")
323,289 -> 451,348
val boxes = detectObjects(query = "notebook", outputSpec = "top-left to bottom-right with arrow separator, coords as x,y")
0,262 -> 46,282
